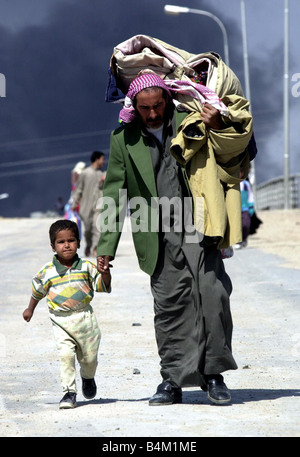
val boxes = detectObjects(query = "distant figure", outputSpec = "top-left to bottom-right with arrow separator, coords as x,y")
71,151 -> 106,257
249,190 -> 263,236
234,173 -> 254,250
234,171 -> 263,250
22,219 -> 111,409
64,161 -> 86,238
71,161 -> 86,199
55,197 -> 65,216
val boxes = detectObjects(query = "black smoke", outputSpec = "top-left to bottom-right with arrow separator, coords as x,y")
0,0 -> 290,217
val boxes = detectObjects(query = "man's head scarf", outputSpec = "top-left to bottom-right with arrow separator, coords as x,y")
119,74 -> 172,123
127,73 -> 172,100
118,73 -> 230,124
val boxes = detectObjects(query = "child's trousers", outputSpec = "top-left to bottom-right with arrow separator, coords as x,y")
50,305 -> 101,394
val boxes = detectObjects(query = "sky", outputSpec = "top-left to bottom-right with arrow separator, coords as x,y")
0,0 -> 299,217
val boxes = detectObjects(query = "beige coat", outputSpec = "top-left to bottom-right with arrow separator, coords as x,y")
171,94 -> 253,248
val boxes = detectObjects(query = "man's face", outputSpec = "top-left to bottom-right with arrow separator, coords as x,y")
135,88 -> 168,129
97,156 -> 105,169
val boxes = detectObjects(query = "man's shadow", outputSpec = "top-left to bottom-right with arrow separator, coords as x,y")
183,388 -> 300,405
76,388 -> 299,407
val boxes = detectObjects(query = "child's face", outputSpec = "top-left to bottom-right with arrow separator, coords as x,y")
51,229 -> 80,265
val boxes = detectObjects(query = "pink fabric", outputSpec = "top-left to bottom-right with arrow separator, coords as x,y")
164,79 -> 229,117
126,73 -> 172,100
119,74 -> 172,123
118,74 -> 229,123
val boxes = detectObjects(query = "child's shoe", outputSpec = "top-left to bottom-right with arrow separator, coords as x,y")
59,391 -> 77,409
82,377 -> 97,399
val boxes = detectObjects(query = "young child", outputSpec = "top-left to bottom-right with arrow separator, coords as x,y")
23,219 -> 111,409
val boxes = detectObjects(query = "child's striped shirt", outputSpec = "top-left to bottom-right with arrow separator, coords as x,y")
31,254 -> 110,313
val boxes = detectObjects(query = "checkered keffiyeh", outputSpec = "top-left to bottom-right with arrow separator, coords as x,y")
127,73 -> 172,100
119,74 -> 172,123
119,74 -> 229,123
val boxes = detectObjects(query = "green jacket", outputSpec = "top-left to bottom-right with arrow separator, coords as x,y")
97,109 -> 188,276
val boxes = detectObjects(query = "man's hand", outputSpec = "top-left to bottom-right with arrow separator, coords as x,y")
97,255 -> 113,274
201,103 -> 225,130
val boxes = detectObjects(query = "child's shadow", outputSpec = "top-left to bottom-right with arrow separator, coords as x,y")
76,396 -> 149,407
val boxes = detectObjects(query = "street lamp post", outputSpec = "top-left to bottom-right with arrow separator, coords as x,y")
165,3 -> 257,198
240,0 -> 251,107
283,0 -> 290,209
164,5 -> 230,66
240,0 -> 256,200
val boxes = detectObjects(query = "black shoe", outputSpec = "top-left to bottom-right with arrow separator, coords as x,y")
59,392 -> 77,409
206,374 -> 231,405
149,382 -> 182,406
82,377 -> 97,399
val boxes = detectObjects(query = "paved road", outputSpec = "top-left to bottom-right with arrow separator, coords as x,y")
0,217 -> 299,438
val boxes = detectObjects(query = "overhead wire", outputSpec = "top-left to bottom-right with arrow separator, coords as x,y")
0,130 -> 111,177
0,149 -> 109,168
0,129 -> 112,148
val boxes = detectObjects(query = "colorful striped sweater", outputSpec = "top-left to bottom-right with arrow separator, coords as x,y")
31,254 -> 110,313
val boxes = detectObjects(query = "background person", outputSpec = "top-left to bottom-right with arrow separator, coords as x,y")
72,151 -> 106,257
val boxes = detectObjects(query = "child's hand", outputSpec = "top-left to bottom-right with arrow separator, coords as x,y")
97,255 -> 113,273
23,308 -> 33,322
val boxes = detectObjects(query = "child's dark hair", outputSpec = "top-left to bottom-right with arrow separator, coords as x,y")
49,220 -> 80,245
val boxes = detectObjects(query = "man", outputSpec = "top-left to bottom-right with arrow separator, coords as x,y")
97,73 -> 246,405
72,151 -> 105,257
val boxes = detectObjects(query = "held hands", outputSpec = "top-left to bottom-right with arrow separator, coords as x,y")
97,255 -> 113,274
201,103 -> 225,130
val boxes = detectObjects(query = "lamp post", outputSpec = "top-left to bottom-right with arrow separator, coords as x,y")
283,0 -> 290,209
240,0 -> 256,200
240,1 -> 251,107
164,5 -> 230,66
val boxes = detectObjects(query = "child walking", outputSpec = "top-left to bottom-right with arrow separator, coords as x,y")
23,219 -> 111,409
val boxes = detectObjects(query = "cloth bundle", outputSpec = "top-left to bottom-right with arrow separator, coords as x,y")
106,34 -> 244,108
105,35 -> 255,248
